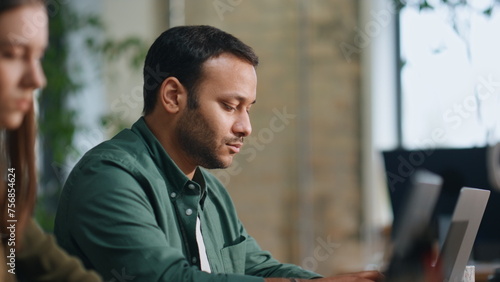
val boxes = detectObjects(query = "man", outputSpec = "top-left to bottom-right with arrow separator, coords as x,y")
54,25 -> 382,282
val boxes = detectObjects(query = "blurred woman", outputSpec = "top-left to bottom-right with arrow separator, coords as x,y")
0,0 -> 101,281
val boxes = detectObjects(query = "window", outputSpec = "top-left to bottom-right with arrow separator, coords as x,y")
399,1 -> 500,149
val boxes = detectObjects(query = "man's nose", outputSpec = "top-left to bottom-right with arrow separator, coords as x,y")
233,112 -> 252,137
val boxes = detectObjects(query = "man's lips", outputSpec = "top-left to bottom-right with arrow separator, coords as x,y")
227,143 -> 242,153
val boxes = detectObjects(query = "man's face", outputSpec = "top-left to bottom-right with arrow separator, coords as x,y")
175,53 -> 257,169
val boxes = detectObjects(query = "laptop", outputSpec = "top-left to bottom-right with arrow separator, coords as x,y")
390,170 -> 443,260
384,169 -> 443,281
384,170 -> 490,281
438,187 -> 490,282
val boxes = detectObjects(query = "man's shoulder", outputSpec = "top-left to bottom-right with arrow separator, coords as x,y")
67,127 -> 156,182
82,128 -> 144,163
61,127 -> 159,203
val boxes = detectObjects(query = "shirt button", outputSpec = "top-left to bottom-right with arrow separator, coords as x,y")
192,257 -> 197,264
170,192 -> 176,198
188,183 -> 196,190
185,209 -> 193,216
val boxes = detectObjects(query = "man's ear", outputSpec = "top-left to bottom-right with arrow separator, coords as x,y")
158,77 -> 187,114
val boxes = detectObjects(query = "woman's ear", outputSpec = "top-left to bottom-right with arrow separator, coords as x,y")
158,77 -> 187,114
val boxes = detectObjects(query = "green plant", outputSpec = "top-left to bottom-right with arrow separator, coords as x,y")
35,4 -> 147,231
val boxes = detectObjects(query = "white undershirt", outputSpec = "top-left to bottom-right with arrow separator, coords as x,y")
196,216 -> 211,273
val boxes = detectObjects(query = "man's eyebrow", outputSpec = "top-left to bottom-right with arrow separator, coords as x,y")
225,94 -> 256,105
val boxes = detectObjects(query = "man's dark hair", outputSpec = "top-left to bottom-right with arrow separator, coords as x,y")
142,25 -> 259,115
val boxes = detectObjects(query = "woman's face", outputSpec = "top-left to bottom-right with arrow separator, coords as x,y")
0,4 -> 47,130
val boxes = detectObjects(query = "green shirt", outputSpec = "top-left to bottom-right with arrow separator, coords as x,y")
54,117 -> 321,282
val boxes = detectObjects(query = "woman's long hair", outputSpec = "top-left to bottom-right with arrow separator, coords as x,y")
0,110 -> 37,247
0,0 -> 45,247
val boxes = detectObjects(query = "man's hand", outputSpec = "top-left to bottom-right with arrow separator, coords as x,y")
264,270 -> 384,282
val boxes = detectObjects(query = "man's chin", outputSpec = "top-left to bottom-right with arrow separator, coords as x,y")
201,156 -> 233,170
222,155 -> 236,168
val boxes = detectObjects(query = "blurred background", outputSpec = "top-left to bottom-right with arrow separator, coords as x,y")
35,0 -> 500,277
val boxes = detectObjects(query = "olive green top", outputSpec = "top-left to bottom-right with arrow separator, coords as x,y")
1,218 -> 101,282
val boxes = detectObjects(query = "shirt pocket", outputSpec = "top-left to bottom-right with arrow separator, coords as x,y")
220,235 -> 247,274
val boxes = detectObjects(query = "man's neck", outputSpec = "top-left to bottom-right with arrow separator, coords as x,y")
144,115 -> 196,179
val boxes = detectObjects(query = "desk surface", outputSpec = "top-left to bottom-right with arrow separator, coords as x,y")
475,262 -> 500,282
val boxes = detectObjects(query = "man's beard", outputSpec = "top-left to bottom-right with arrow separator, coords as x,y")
175,108 -> 241,169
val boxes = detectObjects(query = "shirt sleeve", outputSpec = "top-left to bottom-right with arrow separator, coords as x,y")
55,158 -> 265,282
16,218 -> 102,282
243,233 -> 323,279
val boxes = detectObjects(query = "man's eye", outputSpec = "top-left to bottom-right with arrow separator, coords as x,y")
224,104 -> 236,111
